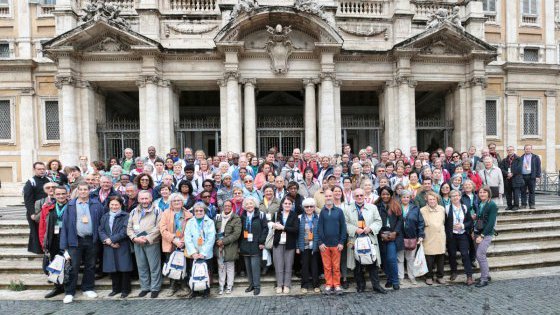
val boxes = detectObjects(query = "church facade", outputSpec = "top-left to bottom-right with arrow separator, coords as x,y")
0,0 -> 558,182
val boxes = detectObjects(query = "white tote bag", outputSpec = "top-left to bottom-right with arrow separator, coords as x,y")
46,254 -> 65,285
412,243 -> 429,278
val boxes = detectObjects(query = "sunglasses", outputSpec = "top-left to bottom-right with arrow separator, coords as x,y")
202,195 -> 211,198
194,210 -> 205,213
354,194 -> 364,197
304,206 -> 315,209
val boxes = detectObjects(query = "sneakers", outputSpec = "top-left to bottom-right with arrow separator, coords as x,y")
283,287 -> 290,294
301,288 -> 308,294
83,291 -> 98,299
334,286 -> 343,295
218,288 -> 224,295
410,278 -> 417,285
276,287 -> 283,294
314,287 -> 321,293
225,288 -> 232,295
323,286 -> 332,295
63,295 -> 73,304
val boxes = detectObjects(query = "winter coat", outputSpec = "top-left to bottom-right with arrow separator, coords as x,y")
444,203 -> 473,239
479,166 -> 505,195
184,216 -> 216,259
159,209 -> 193,253
89,187 -> 119,212
259,197 -> 281,220
98,211 -> 133,273
401,204 -> 425,240
461,192 -> 480,218
239,210 -> 268,256
126,204 -> 162,244
214,213 -> 242,262
499,154 -> 524,188
419,205 -> 446,255
377,202 -> 404,251
344,203 -> 382,267
297,213 -> 319,253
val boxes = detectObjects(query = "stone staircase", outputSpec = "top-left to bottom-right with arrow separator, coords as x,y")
1,206 -> 560,290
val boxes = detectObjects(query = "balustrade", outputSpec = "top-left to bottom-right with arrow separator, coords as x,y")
336,0 -> 387,18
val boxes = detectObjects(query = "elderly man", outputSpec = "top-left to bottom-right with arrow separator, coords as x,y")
344,188 -> 386,294
519,145 -> 541,209
127,190 -> 162,298
479,156 -> 504,202
499,146 -> 523,210
475,148 -> 498,172
90,175 -> 119,211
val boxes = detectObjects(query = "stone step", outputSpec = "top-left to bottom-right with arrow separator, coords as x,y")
0,228 -> 29,237
492,230 -> 560,245
498,207 -> 560,216
495,221 -> 560,235
497,212 -> 560,224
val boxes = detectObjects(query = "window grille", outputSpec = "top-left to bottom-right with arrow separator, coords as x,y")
0,100 -> 11,140
486,100 -> 497,136
0,43 -> 9,58
523,48 -> 539,62
523,100 -> 539,136
45,101 -> 60,140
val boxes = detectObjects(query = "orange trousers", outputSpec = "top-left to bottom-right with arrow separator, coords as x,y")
320,247 -> 341,287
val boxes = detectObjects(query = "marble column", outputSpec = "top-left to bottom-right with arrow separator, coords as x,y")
381,80 -> 398,150
469,77 -> 487,150
397,77 -> 411,151
504,90 -> 518,148
334,80 -> 342,154
218,79 -> 228,151
19,89 -> 37,180
545,91 -> 557,172
408,80 -> 417,149
318,73 -> 337,155
77,80 -> 99,161
137,75 -> 160,155
504,0 -> 518,61
158,80 -> 178,152
224,71 -> 241,153
303,79 -> 317,152
453,82 -> 469,150
243,78 -> 257,153
56,75 -> 79,166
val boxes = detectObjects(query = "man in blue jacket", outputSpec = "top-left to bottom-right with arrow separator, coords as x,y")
520,145 -> 541,209
317,189 -> 347,295
60,183 -> 104,304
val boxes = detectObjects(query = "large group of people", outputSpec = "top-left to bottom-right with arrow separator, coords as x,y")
23,143 -> 542,303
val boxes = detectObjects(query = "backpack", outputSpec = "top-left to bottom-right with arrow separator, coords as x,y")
162,249 -> 187,280
46,254 -> 66,285
354,235 -> 376,265
189,259 -> 210,291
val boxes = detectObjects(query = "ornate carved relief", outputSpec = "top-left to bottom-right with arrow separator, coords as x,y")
294,0 -> 336,26
223,71 -> 240,81
229,0 -> 259,21
265,25 -> 293,75
54,75 -> 75,89
426,6 -> 463,31
136,75 -> 161,88
470,77 -> 488,89
85,37 -> 130,52
319,72 -> 336,81
165,21 -> 219,36
81,0 -> 130,30
338,24 -> 387,37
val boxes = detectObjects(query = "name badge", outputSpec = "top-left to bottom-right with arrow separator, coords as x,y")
309,241 -> 313,248
266,213 -> 272,221
247,233 -> 253,242
244,230 -> 249,239
133,224 -> 141,232
54,225 -> 60,235
358,220 -> 365,229
197,237 -> 204,246
81,215 -> 89,224
307,232 -> 313,241
280,232 -> 287,244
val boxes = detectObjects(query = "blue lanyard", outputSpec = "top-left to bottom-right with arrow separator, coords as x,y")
355,203 -> 364,221
306,215 -> 313,231
453,205 -> 462,224
174,212 -> 182,233
197,220 -> 205,241
245,214 -> 252,232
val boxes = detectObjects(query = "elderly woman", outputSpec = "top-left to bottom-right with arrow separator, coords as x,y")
159,193 -> 193,297
184,202 -> 216,298
420,191 -> 447,285
297,198 -> 320,293
154,185 -> 171,212
299,167 -> 320,198
231,187 -> 245,216
473,186 -> 499,288
375,187 -> 403,290
478,157 -> 504,202
130,157 -> 145,178
99,197 -> 132,298
271,196 -> 299,294
239,197 -> 268,296
361,179 -> 377,205
214,200 -> 242,295
397,190 -> 424,285
445,190 -> 474,285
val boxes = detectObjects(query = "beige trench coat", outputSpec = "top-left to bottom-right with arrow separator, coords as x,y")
419,205 -> 446,255
343,203 -> 383,268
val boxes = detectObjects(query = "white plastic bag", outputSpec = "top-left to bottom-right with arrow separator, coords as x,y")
189,260 -> 210,292
162,249 -> 187,280
46,254 -> 65,285
354,235 -> 375,265
412,243 -> 428,277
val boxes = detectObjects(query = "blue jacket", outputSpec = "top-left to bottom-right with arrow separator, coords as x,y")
297,213 -> 319,253
98,211 -> 133,273
60,198 -> 104,250
184,216 -> 216,259
317,206 -> 347,247
402,204 -> 425,239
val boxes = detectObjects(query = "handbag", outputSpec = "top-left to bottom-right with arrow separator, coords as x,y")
483,170 -> 500,197
403,238 -> 418,251
264,213 -> 276,250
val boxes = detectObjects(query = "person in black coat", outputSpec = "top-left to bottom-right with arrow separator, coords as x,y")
445,190 -> 474,285
239,197 -> 268,296
271,196 -> 299,294
23,162 -> 51,254
99,196 -> 133,298
90,175 -> 119,212
460,179 -> 480,266
519,145 -> 541,209
376,187 -> 404,290
499,146 -> 524,210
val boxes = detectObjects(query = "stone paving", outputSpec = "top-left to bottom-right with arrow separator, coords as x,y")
0,276 -> 558,315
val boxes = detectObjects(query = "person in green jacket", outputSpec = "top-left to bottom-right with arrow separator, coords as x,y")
473,186 -> 498,288
214,200 -> 242,295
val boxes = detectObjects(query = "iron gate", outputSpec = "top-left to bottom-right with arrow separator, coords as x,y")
341,115 -> 383,154
416,119 -> 454,152
97,120 -> 140,162
175,117 -> 221,156
257,116 -> 304,156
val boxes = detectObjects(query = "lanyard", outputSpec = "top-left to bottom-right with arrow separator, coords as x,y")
306,215 -> 313,231
197,219 -> 205,241
55,203 -> 67,220
174,212 -> 183,233
452,204 -> 463,224
159,198 -> 169,211
478,202 -> 486,217
402,205 -> 409,228
355,203 -> 364,220
245,214 -> 253,232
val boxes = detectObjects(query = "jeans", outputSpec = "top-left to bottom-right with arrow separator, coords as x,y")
272,245 -> 295,288
504,179 -> 521,207
382,241 -> 399,285
476,236 -> 493,281
320,247 -> 341,288
134,242 -> 162,292
65,236 -> 97,296
397,249 -> 416,280
425,254 -> 444,279
447,233 -> 473,276
521,175 -> 536,206
300,249 -> 319,289
244,255 -> 261,289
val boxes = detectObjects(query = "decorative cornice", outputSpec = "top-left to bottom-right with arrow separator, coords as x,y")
54,75 -> 75,89
504,89 -> 517,96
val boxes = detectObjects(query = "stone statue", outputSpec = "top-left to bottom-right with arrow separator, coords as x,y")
265,24 -> 293,74
448,6 -> 464,30
426,8 -> 448,29
294,0 -> 335,26
81,0 -> 130,30
230,0 -> 259,20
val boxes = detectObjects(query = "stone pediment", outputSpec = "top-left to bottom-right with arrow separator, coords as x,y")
43,19 -> 163,58
393,22 -> 497,61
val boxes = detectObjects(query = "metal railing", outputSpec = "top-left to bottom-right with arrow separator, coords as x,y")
535,171 -> 560,195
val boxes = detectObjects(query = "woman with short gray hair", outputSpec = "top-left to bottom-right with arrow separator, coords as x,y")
239,196 -> 268,295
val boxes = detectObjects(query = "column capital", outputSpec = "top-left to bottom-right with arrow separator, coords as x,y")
395,75 -> 417,88
319,72 -> 336,81
469,76 -> 488,89
303,78 -> 320,86
242,78 -> 257,86
136,75 -> 160,88
545,90 -> 557,97
333,80 -> 342,88
20,88 -> 35,96
217,79 -> 226,87
54,75 -> 75,89
224,70 -> 240,81
457,81 -> 469,89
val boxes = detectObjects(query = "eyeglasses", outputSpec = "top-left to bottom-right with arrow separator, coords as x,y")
201,195 -> 211,199
354,194 -> 364,197
453,155 -> 460,158
172,200 -> 182,203
245,180 -> 252,183
233,192 -> 243,195
194,210 -> 205,213
140,178 -> 149,181
304,206 -> 315,209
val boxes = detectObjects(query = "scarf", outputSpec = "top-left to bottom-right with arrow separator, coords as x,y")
220,212 -> 232,233
109,210 -> 120,233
